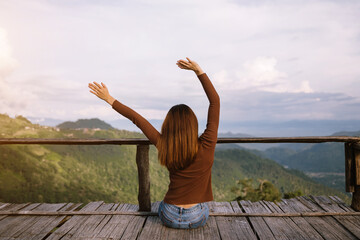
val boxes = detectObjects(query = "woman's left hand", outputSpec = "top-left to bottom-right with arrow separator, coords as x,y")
88,82 -> 114,104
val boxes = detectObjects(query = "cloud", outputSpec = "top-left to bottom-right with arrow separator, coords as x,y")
219,90 -> 360,123
213,57 -> 313,94
0,0 -> 360,130
236,57 -> 288,92
0,27 -> 38,117
0,28 -> 18,78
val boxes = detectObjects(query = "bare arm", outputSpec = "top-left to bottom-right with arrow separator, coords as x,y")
88,81 -> 160,145
177,58 -> 220,148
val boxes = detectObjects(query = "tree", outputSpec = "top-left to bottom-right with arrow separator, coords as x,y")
231,178 -> 282,202
283,190 -> 303,199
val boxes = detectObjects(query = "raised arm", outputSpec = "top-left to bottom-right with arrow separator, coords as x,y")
88,81 -> 160,146
197,73 -> 220,147
177,58 -> 220,148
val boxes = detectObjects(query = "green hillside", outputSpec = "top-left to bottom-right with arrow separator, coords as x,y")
257,141 -> 351,195
263,143 -> 344,173
212,148 -> 350,202
0,113 -> 351,204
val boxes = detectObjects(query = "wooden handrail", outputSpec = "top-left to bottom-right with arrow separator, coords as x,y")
1,136 -> 360,145
1,137 -> 359,211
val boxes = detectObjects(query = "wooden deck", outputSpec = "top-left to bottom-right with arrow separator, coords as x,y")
0,195 -> 359,239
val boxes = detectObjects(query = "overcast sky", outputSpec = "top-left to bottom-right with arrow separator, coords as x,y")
1,0 -> 360,135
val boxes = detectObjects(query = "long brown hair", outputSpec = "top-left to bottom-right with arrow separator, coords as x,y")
157,104 -> 199,171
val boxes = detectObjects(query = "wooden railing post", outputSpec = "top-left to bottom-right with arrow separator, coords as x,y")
136,144 -> 151,211
345,142 -> 355,192
351,143 -> 360,211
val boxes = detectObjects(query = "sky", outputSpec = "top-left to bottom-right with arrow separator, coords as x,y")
0,0 -> 360,136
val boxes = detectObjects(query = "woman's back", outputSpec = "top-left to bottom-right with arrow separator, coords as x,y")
111,72 -> 219,204
89,57 -> 220,228
161,72 -> 220,205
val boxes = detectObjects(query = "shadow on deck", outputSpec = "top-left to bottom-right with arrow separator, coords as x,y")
0,195 -> 360,239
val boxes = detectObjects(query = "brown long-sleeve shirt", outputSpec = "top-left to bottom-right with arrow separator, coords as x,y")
112,73 -> 220,204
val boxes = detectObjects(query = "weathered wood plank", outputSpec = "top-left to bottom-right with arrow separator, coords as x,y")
34,203 -> 82,240
311,195 -> 360,238
62,203 -> 115,239
10,203 -> 68,240
0,203 -> 22,222
330,195 -> 347,204
46,201 -> 103,240
230,201 -> 258,239
281,199 -> 347,239
0,203 -> 40,238
0,203 -> 9,211
329,195 -> 357,213
90,203 -> 127,239
89,203 -> 120,238
117,203 -> 146,240
210,202 -> 234,240
240,200 -> 276,240
314,196 -> 358,218
280,198 -> 339,239
259,200 -> 308,240
3,197 -> 360,240
298,196 -> 358,239
212,201 -> 257,240
0,203 -> 31,212
189,216 -> 221,240
136,205 -> 167,240
266,200 -> 323,240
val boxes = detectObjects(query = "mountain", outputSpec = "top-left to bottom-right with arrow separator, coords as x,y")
0,114 -> 351,204
56,118 -> 114,130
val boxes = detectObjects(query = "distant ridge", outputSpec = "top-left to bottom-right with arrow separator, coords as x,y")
218,132 -> 254,138
56,118 -> 114,130
331,130 -> 360,137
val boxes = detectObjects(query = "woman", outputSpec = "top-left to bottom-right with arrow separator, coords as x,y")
88,57 -> 220,229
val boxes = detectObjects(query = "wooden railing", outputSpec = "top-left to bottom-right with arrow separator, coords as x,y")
1,136 -> 360,211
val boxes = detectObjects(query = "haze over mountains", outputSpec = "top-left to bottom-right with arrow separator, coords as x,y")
26,115 -> 360,137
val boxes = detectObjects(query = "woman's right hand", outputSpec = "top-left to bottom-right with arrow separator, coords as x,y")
176,57 -> 204,75
88,81 -> 115,105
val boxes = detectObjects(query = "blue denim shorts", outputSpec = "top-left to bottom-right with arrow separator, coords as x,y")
158,200 -> 209,229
